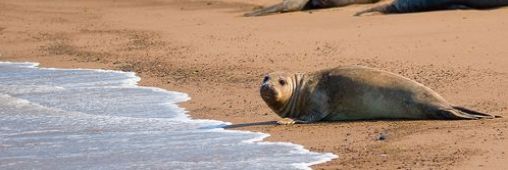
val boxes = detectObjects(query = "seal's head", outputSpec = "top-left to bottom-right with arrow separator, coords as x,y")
260,72 -> 294,113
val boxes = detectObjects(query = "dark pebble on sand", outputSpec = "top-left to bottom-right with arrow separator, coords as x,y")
377,133 -> 386,141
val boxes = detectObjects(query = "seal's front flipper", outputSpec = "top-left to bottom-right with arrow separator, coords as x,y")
277,118 -> 297,125
354,4 -> 397,16
276,118 -> 311,125
244,3 -> 286,17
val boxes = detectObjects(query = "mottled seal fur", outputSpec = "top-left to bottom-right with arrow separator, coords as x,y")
355,0 -> 508,16
245,0 -> 380,17
260,65 -> 499,125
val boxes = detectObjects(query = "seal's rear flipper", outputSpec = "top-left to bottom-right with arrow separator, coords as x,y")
453,106 -> 502,118
244,3 -> 286,17
437,106 -> 499,120
354,4 -> 397,16
244,0 -> 310,17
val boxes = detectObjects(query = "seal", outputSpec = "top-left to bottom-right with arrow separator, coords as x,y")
260,65 -> 499,125
245,0 -> 380,17
355,0 -> 508,16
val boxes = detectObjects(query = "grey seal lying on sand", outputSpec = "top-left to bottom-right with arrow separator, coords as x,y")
260,66 -> 499,125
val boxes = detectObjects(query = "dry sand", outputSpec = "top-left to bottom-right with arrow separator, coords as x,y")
1,0 -> 507,169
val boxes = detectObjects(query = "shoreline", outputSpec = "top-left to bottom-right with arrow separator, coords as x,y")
1,0 -> 508,169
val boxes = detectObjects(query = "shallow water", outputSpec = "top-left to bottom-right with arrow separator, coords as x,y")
0,62 -> 336,170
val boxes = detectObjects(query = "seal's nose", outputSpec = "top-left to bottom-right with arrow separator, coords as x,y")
260,82 -> 274,99
261,82 -> 272,92
261,81 -> 270,87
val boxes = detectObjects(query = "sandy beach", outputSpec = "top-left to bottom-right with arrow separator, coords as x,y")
1,0 -> 507,169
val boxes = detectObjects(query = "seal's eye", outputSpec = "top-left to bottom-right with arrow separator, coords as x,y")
263,76 -> 270,82
279,79 -> 286,86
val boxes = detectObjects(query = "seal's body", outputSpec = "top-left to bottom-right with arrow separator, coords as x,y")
260,66 -> 497,125
245,0 -> 379,17
355,0 -> 508,16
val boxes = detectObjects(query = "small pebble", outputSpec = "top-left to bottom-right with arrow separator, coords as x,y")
377,133 -> 386,141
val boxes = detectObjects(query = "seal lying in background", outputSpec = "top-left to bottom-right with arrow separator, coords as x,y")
245,0 -> 380,17
260,66 -> 499,125
355,0 -> 508,16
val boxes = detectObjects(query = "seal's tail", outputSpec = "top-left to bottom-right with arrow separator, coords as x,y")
443,106 -> 501,120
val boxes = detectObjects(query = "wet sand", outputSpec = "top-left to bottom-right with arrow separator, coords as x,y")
1,0 -> 507,169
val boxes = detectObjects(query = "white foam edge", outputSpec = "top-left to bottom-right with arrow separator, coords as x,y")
0,61 -> 140,87
1,61 -> 338,169
204,128 -> 338,170
0,61 -> 40,68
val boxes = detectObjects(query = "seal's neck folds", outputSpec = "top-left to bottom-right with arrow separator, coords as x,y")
279,73 -> 305,118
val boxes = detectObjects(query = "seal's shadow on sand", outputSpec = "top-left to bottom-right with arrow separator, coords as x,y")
223,120 -> 388,129
224,121 -> 342,129
224,121 -> 278,129
222,118 -> 505,129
